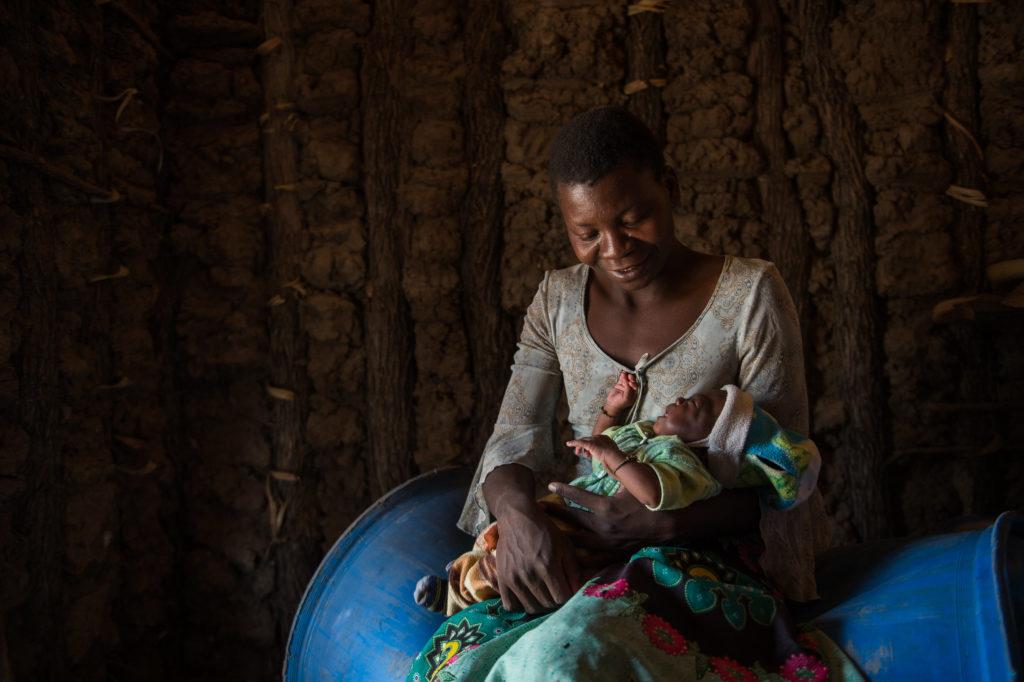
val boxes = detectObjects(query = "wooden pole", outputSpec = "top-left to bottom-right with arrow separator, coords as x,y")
625,4 -> 667,143
943,2 -> 997,513
18,183 -> 65,682
753,0 -> 810,327
8,0 -> 66,675
362,0 -> 416,497
799,0 -> 890,541
460,1 -> 514,459
259,0 -> 317,649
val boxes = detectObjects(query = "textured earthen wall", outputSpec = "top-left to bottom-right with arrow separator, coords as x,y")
1,0 -> 174,679
1,1 -> 1021,680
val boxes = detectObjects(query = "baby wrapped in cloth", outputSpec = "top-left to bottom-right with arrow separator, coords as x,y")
417,384 -> 821,615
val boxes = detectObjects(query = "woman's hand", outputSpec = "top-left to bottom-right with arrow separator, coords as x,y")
483,464 -> 581,614
545,484 -> 671,551
545,483 -> 761,552
494,503 -> 581,613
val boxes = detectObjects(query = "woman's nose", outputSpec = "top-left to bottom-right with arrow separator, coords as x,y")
600,228 -> 631,259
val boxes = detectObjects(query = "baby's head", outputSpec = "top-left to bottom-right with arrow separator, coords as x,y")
652,390 -> 728,441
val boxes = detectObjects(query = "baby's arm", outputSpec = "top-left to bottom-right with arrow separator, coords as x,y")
592,371 -> 638,436
566,435 -> 662,509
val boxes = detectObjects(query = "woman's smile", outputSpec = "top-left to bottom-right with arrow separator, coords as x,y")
608,252 -> 651,281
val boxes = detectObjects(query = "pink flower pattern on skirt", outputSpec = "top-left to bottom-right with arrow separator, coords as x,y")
780,652 -> 829,682
582,578 -> 630,600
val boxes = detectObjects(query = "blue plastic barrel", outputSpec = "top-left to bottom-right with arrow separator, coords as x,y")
286,467 -> 1022,681
799,512 -> 1022,681
284,467 -> 473,681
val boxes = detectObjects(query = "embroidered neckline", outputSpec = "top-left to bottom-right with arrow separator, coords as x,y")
576,255 -> 732,374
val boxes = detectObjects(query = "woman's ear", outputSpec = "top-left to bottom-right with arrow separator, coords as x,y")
660,166 -> 680,208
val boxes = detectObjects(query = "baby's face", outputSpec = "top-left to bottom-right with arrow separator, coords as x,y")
652,390 -> 727,442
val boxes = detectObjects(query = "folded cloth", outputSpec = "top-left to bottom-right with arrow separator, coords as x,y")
691,385 -> 821,510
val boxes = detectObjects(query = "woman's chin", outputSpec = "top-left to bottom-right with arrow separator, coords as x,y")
605,265 -> 654,290
601,253 -> 667,290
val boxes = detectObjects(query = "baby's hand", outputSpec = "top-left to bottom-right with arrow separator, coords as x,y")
603,371 -> 638,416
566,435 -> 622,467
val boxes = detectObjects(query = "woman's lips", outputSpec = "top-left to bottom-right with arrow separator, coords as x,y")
609,254 -> 650,281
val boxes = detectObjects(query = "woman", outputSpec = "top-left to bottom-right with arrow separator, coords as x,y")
409,107 -> 853,682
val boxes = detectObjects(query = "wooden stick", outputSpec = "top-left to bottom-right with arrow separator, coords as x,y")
0,142 -> 171,213
0,143 -> 116,198
625,4 -> 667,142
97,0 -> 174,60
932,292 -> 1024,323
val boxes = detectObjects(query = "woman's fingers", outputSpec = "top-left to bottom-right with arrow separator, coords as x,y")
510,577 -> 546,614
540,496 -> 589,526
564,552 -> 583,593
548,482 -> 609,513
542,563 -> 575,606
498,578 -> 522,613
561,527 -> 612,550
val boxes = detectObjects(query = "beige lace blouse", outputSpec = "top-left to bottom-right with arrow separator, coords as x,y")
459,255 -> 831,601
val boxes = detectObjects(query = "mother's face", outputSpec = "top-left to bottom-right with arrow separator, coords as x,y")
557,163 -> 680,292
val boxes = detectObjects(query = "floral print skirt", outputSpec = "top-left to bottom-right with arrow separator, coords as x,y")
407,544 -> 864,682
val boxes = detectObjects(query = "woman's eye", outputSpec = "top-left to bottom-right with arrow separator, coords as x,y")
578,232 -> 598,242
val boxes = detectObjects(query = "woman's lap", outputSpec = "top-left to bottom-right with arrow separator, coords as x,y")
408,544 -> 857,682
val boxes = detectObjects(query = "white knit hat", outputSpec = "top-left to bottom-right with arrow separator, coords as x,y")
685,384 -> 754,486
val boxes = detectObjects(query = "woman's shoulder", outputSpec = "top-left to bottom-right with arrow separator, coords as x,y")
701,256 -> 793,335
722,255 -> 778,281
708,255 -> 775,308
537,263 -> 588,303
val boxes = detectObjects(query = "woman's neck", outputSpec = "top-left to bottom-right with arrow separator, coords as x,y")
594,243 -> 708,309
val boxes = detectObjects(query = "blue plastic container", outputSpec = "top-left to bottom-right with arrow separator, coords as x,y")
799,512 -> 1022,681
286,467 -> 1022,681
284,467 -> 473,681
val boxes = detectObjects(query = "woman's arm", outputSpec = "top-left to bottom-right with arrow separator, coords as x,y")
545,482 -> 759,549
735,264 -> 808,433
483,464 -> 580,613
464,273 -> 582,613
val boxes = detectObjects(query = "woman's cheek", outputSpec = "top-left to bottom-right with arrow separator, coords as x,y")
574,241 -> 599,265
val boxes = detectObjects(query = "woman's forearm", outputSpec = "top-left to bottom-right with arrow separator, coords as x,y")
546,481 -> 761,552
482,463 -> 539,519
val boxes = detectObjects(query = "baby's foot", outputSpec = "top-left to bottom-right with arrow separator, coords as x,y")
413,574 -> 447,612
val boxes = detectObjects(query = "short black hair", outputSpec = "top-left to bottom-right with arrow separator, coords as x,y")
548,106 -> 665,195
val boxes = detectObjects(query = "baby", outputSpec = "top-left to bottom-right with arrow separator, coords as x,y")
414,371 -> 821,615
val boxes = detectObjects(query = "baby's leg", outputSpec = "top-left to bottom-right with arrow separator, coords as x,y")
413,573 -> 448,613
447,550 -> 499,615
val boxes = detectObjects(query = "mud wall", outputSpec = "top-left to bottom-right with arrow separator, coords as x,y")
0,1 -> 1021,680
